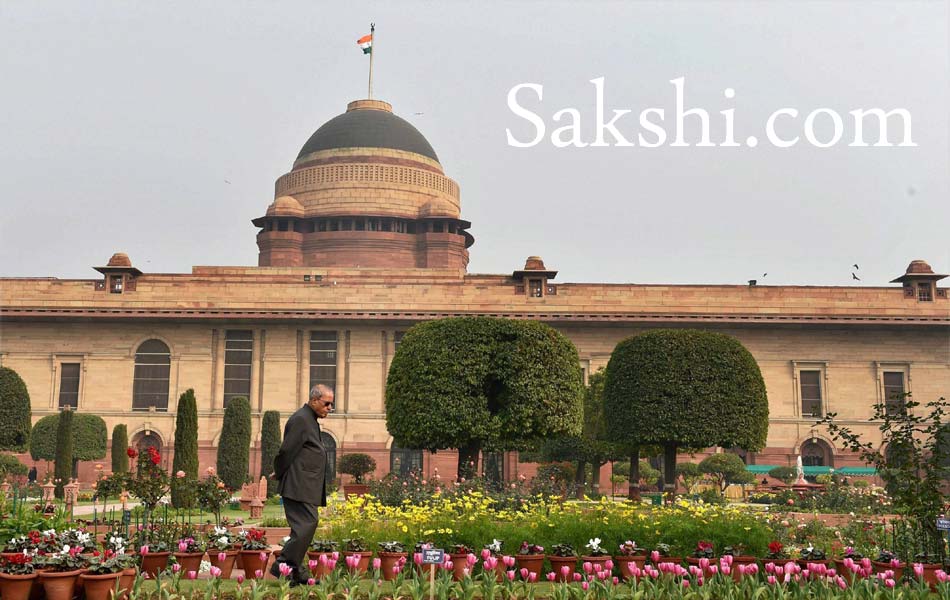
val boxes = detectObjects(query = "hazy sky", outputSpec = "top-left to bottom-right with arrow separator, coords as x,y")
1,1 -> 947,285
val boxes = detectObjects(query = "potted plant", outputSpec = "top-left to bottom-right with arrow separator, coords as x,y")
650,543 -> 680,565
0,553 -> 37,600
872,549 -> 902,579
205,526 -> 238,579
797,546 -> 827,569
238,529 -> 270,580
80,554 -> 128,600
308,540 -> 338,578
687,541 -> 715,567
377,541 -> 408,581
614,540 -> 647,580
833,546 -> 865,575
547,543 -> 577,582
721,545 -> 756,581
581,537 -> 611,570
173,536 -> 206,576
2,531 -> 40,561
342,538 -> 372,573
516,541 -> 545,579
763,541 -> 795,568
338,454 -> 377,497
37,547 -> 88,600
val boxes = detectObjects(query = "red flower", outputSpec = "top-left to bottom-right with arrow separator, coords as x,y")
768,541 -> 783,554
697,541 -> 714,552
150,453 -> 161,465
127,448 -> 138,458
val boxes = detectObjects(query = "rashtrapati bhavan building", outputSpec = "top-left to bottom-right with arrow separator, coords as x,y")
1,98 -> 948,486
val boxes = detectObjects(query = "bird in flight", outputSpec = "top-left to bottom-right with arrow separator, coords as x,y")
852,272 -> 861,281
413,112 -> 424,115
853,264 -> 859,270
224,179 -> 232,184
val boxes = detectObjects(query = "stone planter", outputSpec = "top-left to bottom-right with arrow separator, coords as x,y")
547,556 -> 577,582
79,571 -> 123,600
209,550 -> 239,579
240,549 -> 271,580
0,572 -> 38,600
38,569 -> 83,600
342,550 -> 373,573
516,554 -> 544,580
379,551 -> 409,581
173,552 -> 205,576
140,552 -> 171,578
613,555 -> 647,580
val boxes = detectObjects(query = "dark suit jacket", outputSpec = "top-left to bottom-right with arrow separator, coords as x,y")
274,404 -> 328,506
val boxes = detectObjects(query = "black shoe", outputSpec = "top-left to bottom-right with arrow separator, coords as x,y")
269,562 -> 282,579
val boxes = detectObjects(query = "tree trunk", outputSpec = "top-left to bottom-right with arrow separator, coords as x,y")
590,460 -> 603,497
627,447 -> 641,501
457,442 -> 480,481
574,460 -> 587,499
663,443 -> 678,503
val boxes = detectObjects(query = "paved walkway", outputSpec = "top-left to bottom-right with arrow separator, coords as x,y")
72,501 -> 140,516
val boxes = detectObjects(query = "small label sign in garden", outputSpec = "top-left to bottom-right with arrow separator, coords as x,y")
937,518 -> 950,531
422,549 -> 445,600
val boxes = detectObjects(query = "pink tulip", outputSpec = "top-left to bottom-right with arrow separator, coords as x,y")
309,559 -> 319,570
210,566 -> 222,578
573,572 -> 582,582
172,563 -> 181,573
598,570 -> 609,580
414,553 -> 423,566
481,549 -> 492,560
721,554 -> 734,566
466,553 -> 477,567
581,581 -> 589,591
860,558 -> 872,570
721,565 -> 731,576
279,563 -> 294,577
187,571 -> 197,580
218,552 -> 227,562
546,572 -> 557,582
520,568 -> 529,579
507,570 -> 516,581
767,575 -> 777,585
583,561 -> 593,574
593,563 -> 602,573
178,541 -> 188,553
327,559 -> 337,570
936,570 -> 949,583
837,576 -> 847,590
373,558 -> 382,570
708,565 -> 718,575
765,562 -> 775,574
319,553 -> 328,566
236,574 -> 245,584
885,578 -> 896,588
914,563 -> 924,578
682,579 -> 690,588
394,566 -> 403,575
444,561 -> 454,571
503,555 -> 516,568
651,551 -> 660,564
605,559 -> 614,571
462,568 -> 470,577
612,576 -> 619,585
891,559 -> 901,569
699,558 -> 710,572
627,563 -> 640,577
308,578 -> 316,585
140,545 -> 149,555
560,565 -> 570,578
529,573 -> 538,583
255,569 -> 263,578
260,551 -> 269,563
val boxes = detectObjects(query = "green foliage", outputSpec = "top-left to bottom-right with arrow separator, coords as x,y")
171,389 -> 199,508
217,396 -> 251,490
0,453 -> 27,478
111,424 -> 129,473
768,466 -> 798,484
604,329 -> 769,450
0,367 -> 31,452
29,413 -> 106,462
260,410 -> 281,496
53,409 -> 74,498
636,460 -> 661,487
385,317 -> 584,479
676,462 -> 704,493
699,453 -> 756,493
338,453 -> 377,484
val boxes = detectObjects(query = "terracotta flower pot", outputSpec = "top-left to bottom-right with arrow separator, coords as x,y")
653,556 -> 682,566
118,568 -> 136,600
547,556 -> 577,582
728,556 -> 758,581
343,484 -> 370,499
209,550 -> 239,579
241,549 -> 271,580
174,552 -> 205,576
380,551 -> 409,581
79,571 -> 122,600
613,555 -> 647,580
0,572 -> 38,600
581,555 -> 612,573
516,554 -> 544,580
140,551 -> 171,578
872,561 -> 904,581
343,550 -> 373,574
797,558 -> 828,571
38,569 -> 83,600
306,551 -> 336,579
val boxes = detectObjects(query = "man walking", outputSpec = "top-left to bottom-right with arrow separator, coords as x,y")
271,384 -> 334,582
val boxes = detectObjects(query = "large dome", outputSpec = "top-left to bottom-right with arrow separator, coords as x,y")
296,99 -> 439,162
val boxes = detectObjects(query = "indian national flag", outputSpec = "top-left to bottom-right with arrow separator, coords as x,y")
357,34 -> 373,54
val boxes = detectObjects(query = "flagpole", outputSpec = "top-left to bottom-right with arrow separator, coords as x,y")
368,22 -> 375,99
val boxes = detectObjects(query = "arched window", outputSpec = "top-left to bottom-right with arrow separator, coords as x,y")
482,451 -> 506,486
321,432 -> 337,483
390,444 -> 423,477
801,440 -> 832,467
133,339 -> 170,411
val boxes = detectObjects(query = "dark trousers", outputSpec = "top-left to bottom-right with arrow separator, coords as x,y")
280,498 -> 319,578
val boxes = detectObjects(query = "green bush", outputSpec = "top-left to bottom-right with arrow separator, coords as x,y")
217,396 -> 251,490
54,409 -> 74,498
0,453 -> 28,478
699,453 -> 756,493
768,466 -> 798,484
0,367 -> 31,452
111,424 -> 129,473
171,389 -> 199,508
260,411 -> 281,496
338,453 -> 377,484
30,413 -> 107,462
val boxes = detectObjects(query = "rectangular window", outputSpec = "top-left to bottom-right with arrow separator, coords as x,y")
800,370 -> 822,417
310,331 -> 338,395
884,372 -> 906,415
110,276 -> 123,294
58,363 -> 80,408
224,330 -> 253,407
528,279 -> 543,298
394,331 -> 406,351
918,283 -> 933,302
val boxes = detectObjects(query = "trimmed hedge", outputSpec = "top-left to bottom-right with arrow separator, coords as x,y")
31,413 -> 107,462
171,389 -> 199,507
0,367 -> 31,452
385,317 -> 584,479
260,410 -> 281,496
54,409 -> 74,498
217,396 -> 251,490
112,424 -> 129,473
338,453 -> 377,484
0,453 -> 28,478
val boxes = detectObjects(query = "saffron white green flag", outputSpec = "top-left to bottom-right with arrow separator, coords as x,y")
357,34 -> 373,54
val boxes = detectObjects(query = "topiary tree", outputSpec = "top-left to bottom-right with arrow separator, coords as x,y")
54,408 -> 74,498
217,396 -> 251,491
171,389 -> 199,507
699,453 -> 756,494
676,461 -> 704,494
30,413 -> 107,467
603,329 -> 769,500
386,317 -> 584,480
112,424 -> 129,473
768,466 -> 798,485
260,411 -> 281,496
0,453 -> 28,479
0,367 -> 32,452
338,453 -> 377,484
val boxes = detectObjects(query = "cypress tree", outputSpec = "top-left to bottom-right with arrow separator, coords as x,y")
171,389 -> 199,507
0,366 -> 32,452
217,396 -> 251,491
112,424 -> 129,473
54,408 -> 74,498
260,410 -> 281,496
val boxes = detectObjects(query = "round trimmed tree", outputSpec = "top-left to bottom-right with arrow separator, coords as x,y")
112,424 -> 129,473
260,410 -> 281,496
217,396 -> 251,491
171,389 -> 199,507
31,413 -> 108,475
0,367 -> 32,452
603,329 -> 769,499
386,317 -> 584,480
54,408 -> 74,498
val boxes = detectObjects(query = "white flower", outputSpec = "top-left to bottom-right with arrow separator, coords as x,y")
212,526 -> 228,536
586,538 -> 603,552
60,545 -> 71,555
42,529 -> 57,537
199,560 -> 211,573
76,532 -> 91,545
488,539 -> 502,552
